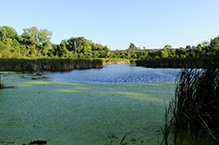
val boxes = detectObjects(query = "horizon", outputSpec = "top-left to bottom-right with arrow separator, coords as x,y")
1,0 -> 219,50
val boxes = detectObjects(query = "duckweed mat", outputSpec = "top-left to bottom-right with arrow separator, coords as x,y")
0,72 -> 174,145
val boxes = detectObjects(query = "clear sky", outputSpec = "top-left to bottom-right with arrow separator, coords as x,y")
1,0 -> 219,50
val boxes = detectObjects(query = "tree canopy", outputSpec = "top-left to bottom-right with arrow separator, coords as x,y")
127,43 -> 141,51
1,25 -> 219,60
21,27 -> 52,45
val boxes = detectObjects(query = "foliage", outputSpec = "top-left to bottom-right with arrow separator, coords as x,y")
0,26 -> 18,41
21,26 -> 52,45
1,25 -> 219,64
66,37 -> 109,53
127,43 -> 140,51
162,60 -> 219,144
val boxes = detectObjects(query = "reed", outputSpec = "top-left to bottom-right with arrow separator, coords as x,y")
100,58 -> 131,65
136,57 -> 219,68
162,60 -> 219,144
0,58 -> 103,71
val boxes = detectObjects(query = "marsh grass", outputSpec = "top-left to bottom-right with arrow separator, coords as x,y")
101,58 -> 131,65
0,58 -> 103,71
0,73 -> 4,89
136,57 -> 219,68
161,60 -> 219,144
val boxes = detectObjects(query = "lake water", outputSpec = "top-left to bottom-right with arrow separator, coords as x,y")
44,64 -> 181,84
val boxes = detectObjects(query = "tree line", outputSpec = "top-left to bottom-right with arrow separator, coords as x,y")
1,25 -> 219,59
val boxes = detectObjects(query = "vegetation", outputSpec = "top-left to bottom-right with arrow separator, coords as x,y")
0,73 -> 4,89
2,25 -> 219,144
136,57 -> 219,68
1,25 -> 219,63
0,58 -> 103,71
161,61 -> 219,144
100,58 -> 131,65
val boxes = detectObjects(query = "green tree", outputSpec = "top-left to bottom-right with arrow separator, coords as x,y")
52,40 -> 68,57
95,43 -> 104,51
201,40 -> 209,47
185,45 -> 192,50
42,41 -> 52,57
164,45 -> 172,49
103,45 -> 110,52
168,48 -> 176,58
0,26 -> 18,41
160,48 -> 169,58
21,27 -> 52,45
210,35 -> 219,50
127,43 -> 140,51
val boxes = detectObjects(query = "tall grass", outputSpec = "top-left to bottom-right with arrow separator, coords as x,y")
100,58 -> 131,65
136,57 -> 219,68
162,60 -> 219,144
0,58 -> 103,71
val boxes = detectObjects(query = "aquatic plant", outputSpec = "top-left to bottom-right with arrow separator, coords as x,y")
162,60 -> 219,144
0,74 -> 4,89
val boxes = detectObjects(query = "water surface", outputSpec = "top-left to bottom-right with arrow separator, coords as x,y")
45,64 -> 181,84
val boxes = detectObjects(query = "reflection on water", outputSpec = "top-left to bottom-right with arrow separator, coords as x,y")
44,64 -> 181,84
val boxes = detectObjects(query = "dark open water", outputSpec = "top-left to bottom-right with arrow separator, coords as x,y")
44,64 -> 181,84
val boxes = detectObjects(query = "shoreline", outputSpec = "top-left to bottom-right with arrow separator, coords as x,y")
136,57 -> 219,68
0,58 -> 103,71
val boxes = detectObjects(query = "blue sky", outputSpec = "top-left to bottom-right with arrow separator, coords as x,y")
1,0 -> 219,50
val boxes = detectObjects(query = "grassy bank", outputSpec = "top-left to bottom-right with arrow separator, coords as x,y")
136,57 -> 219,68
0,58 -> 103,71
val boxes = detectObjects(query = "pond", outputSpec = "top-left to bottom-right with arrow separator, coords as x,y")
44,64 -> 181,84
0,64 -> 180,144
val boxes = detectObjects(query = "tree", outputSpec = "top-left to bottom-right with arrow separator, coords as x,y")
67,37 -> 99,53
52,40 -> 67,57
127,43 -> 140,51
210,35 -> 219,50
164,45 -> 172,49
42,41 -> 52,57
160,48 -> 169,58
169,48 -> 176,58
0,26 -> 18,41
103,45 -> 110,52
95,43 -> 104,51
201,40 -> 209,47
21,27 -> 52,45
